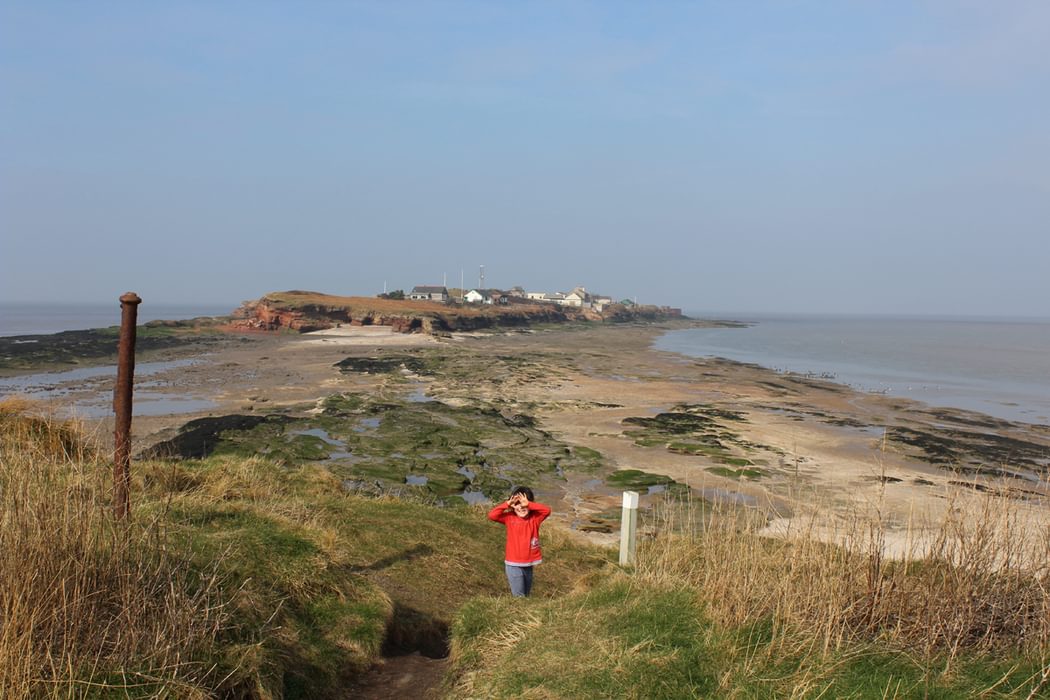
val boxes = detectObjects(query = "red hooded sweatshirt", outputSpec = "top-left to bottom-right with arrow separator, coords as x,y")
488,501 -> 551,566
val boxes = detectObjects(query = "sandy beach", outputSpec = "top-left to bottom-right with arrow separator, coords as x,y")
12,321 -> 1050,552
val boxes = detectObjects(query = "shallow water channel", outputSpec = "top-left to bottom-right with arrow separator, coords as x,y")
0,358 -> 217,418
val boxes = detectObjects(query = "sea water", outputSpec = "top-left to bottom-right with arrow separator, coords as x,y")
655,315 -> 1050,425
0,302 -> 238,337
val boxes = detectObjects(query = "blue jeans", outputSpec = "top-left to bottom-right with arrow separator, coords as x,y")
505,564 -> 534,597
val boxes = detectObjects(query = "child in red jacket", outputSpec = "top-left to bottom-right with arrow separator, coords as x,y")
487,486 -> 551,597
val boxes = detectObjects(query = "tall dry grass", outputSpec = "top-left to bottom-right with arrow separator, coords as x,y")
0,400 -> 229,698
637,481 -> 1050,679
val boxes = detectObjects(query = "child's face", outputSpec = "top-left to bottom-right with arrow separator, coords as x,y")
512,502 -> 529,518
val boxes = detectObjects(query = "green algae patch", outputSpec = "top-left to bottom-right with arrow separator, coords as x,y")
623,403 -> 768,467
0,322 -> 236,371
667,439 -> 729,455
606,469 -> 691,497
142,414 -> 294,460
334,355 -> 429,375
886,424 -> 1049,480
706,466 -> 767,479
576,506 -> 623,533
624,409 -> 719,435
607,468 -> 674,489
321,392 -> 368,414
568,445 -> 604,471
151,391 -> 605,503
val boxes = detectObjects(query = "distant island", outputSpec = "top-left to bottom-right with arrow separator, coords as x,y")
230,288 -> 685,335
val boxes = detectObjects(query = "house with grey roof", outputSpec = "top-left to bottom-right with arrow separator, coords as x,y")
408,285 -> 449,302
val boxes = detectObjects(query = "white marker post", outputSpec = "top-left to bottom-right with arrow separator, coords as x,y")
619,490 -> 639,566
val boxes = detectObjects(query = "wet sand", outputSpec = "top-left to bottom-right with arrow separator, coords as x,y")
462,325 -> 1050,552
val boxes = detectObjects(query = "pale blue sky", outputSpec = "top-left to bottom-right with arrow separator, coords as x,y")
2,1 -> 1048,315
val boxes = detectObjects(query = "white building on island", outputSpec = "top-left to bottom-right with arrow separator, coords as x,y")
464,289 -> 509,305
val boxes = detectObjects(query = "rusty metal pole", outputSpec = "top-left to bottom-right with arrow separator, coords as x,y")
113,292 -> 141,520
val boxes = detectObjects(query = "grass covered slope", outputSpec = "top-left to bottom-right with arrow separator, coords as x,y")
0,403 -> 230,697
450,575 -> 1048,699
451,576 -> 718,699
0,401 -> 609,697
449,500 -> 1050,699
150,461 -> 607,697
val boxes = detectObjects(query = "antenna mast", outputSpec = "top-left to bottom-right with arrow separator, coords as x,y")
479,265 -> 485,290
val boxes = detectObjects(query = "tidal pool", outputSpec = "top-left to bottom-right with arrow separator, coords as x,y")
0,358 -> 212,418
0,358 -> 200,393
61,394 -> 218,419
406,387 -> 429,402
458,490 -> 489,505
701,488 -> 758,507
353,417 -> 381,432
293,428 -> 345,446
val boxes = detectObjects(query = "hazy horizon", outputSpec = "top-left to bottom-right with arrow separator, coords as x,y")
3,2 -> 1048,317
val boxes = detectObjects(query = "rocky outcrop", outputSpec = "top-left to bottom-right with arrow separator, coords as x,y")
231,300 -> 431,334
232,299 -> 337,332
601,304 -> 684,323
